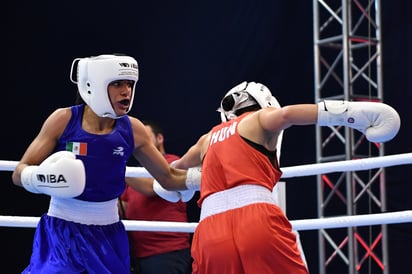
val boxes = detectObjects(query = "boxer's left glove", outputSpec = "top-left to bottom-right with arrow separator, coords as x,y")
21,151 -> 85,198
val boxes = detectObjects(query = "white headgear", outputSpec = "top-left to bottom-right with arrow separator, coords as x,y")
70,54 -> 139,119
217,81 -> 281,122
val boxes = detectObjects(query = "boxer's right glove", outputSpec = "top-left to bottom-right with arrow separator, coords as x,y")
317,100 -> 401,142
152,179 -> 197,202
21,151 -> 86,198
153,180 -> 181,202
153,166 -> 201,202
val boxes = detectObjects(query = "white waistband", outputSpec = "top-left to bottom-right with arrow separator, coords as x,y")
200,184 -> 276,221
48,197 -> 119,225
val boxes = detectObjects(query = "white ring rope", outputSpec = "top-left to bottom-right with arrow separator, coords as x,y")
1,152 -> 412,231
1,211 -> 411,232
2,152 -> 412,178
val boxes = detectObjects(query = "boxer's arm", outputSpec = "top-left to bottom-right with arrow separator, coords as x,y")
125,177 -> 158,197
12,108 -> 71,187
256,101 -> 400,143
317,100 -> 400,142
172,133 -> 209,169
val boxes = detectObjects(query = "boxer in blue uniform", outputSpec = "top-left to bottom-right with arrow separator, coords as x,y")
11,54 -> 200,274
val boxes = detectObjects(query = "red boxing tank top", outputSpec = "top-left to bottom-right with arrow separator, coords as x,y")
199,113 -> 282,206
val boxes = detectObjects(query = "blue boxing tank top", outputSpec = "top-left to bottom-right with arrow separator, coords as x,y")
55,104 -> 134,202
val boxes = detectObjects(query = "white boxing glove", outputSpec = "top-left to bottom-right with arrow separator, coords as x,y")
185,166 -> 201,191
153,180 -> 197,202
317,100 -> 401,142
180,166 -> 201,201
21,151 -> 86,198
179,189 -> 196,202
153,179 -> 180,202
170,160 -> 201,191
162,160 -> 197,202
153,164 -> 201,202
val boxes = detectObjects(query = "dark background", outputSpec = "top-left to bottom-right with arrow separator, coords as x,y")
3,1 -> 411,273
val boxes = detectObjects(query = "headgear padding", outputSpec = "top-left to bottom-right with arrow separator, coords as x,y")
218,81 -> 284,160
218,81 -> 281,122
70,54 -> 139,119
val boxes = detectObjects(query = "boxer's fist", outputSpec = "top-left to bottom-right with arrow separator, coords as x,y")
179,189 -> 196,202
153,179 -> 180,202
153,180 -> 197,202
185,166 -> 201,191
317,100 -> 400,142
21,151 -> 85,197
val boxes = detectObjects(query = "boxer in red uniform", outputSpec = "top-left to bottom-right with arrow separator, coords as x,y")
158,81 -> 400,274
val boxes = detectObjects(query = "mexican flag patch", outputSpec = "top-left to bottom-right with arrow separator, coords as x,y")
66,142 -> 88,156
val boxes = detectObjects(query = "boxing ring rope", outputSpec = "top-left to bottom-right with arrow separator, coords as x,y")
1,152 -> 412,232
1,210 -> 411,232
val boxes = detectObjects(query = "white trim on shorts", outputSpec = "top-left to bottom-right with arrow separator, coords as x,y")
200,184 -> 276,221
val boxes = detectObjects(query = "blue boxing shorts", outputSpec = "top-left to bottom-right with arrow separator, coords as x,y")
22,214 -> 130,274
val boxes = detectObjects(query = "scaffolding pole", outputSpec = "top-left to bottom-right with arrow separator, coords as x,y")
313,0 -> 388,273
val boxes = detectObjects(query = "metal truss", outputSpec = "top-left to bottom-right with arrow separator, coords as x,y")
313,0 -> 388,273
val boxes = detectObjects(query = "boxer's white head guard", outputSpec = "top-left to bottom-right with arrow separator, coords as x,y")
70,54 -> 139,119
218,81 -> 281,122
